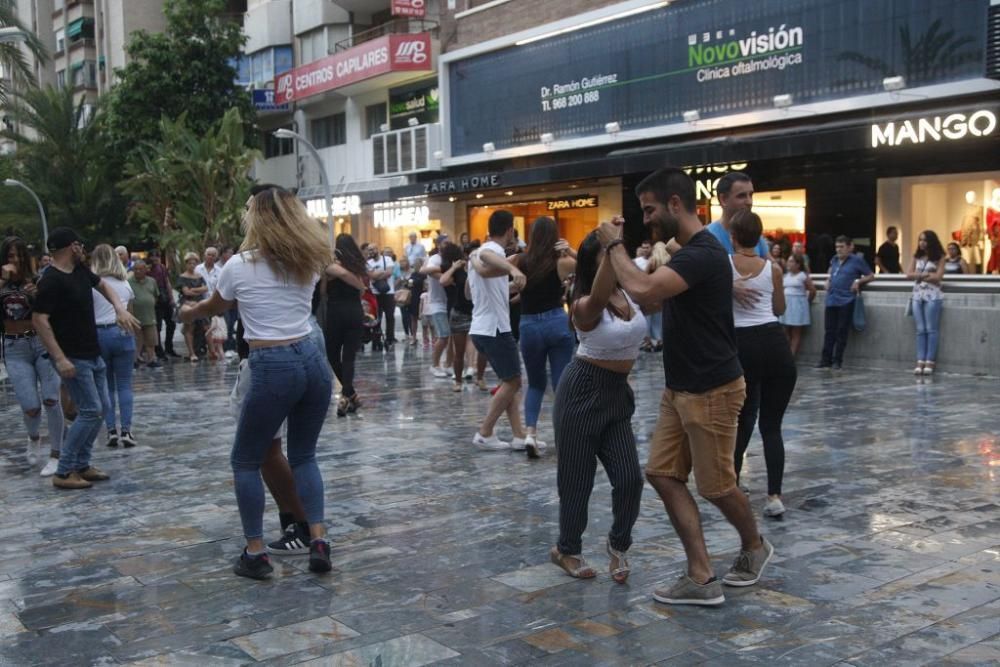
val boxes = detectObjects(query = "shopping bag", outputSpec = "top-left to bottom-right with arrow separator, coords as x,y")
852,294 -> 867,332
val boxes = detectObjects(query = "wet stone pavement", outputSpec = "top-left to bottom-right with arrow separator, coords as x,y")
0,344 -> 998,666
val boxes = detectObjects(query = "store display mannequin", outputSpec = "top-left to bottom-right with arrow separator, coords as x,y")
959,190 -> 983,273
987,187 -> 1000,275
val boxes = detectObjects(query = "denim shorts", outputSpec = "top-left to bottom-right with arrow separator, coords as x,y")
472,331 -> 521,381
430,311 -> 451,338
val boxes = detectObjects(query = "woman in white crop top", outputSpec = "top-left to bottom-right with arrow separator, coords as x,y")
180,187 -> 336,580
729,211 -> 797,519
550,226 -> 645,585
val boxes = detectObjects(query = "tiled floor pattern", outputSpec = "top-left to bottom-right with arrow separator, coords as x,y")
0,344 -> 997,666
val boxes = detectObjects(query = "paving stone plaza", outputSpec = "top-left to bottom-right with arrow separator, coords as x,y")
0,348 -> 997,666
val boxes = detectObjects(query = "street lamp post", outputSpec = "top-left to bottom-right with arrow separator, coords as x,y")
272,129 -> 335,253
4,179 -> 48,250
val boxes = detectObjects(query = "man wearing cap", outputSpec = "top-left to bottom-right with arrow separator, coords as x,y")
32,228 -> 140,489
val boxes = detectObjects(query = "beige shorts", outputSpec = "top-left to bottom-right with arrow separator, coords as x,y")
646,376 -> 746,499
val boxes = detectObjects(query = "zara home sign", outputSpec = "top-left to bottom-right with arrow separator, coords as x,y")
871,109 -> 997,148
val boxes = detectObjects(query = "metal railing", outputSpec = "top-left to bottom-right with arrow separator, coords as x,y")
331,18 -> 438,53
812,273 -> 1000,294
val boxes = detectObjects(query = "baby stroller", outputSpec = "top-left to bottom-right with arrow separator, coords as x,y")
361,290 -> 384,352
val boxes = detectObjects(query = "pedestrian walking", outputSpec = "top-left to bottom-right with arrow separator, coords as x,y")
420,247 -> 454,379
90,244 -> 138,449
128,260 -> 161,368
550,228 -> 645,583
728,211 -> 797,519
602,168 -> 773,607
1,236 -> 64,475
147,250 -> 178,359
439,242 -> 473,392
33,228 -> 140,489
778,253 -> 815,356
180,187 -> 334,579
368,246 -> 397,347
817,236 -> 874,370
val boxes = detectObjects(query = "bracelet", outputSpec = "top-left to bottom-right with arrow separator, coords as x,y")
605,239 -> 626,252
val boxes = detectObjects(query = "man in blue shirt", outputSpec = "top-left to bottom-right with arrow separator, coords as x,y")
706,172 -> 769,258
818,236 -> 874,369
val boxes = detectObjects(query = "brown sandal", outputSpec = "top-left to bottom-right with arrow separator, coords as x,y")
550,546 -> 597,579
607,543 -> 630,584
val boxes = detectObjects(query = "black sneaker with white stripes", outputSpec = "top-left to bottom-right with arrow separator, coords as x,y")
266,524 -> 310,555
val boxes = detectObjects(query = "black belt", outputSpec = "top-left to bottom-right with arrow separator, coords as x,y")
3,330 -> 36,339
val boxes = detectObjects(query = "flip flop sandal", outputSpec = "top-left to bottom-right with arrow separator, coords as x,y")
607,543 -> 630,584
550,546 -> 597,579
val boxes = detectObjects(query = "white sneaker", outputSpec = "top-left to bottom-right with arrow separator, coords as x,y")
473,432 -> 510,451
430,366 -> 450,378
463,367 -> 475,379
763,497 -> 785,517
40,457 -> 59,477
524,434 -> 547,459
26,439 -> 39,466
510,437 -> 527,451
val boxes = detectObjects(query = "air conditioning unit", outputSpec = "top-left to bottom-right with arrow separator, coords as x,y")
372,123 -> 442,177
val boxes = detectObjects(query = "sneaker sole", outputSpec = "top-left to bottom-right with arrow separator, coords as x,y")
308,559 -> 332,573
525,445 -> 540,459
723,543 -> 774,587
652,592 -> 725,606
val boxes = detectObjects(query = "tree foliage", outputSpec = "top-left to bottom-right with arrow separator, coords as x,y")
102,0 -> 254,157
0,0 -> 47,105
120,107 -> 259,262
0,86 -> 123,244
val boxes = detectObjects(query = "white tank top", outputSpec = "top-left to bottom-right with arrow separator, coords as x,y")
576,292 -> 647,361
730,257 -> 778,328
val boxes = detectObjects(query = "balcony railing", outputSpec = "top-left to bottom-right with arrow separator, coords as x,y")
332,18 -> 438,53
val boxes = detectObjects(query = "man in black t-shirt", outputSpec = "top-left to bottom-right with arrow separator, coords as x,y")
875,226 -> 902,274
33,228 -> 140,490
602,168 -> 772,607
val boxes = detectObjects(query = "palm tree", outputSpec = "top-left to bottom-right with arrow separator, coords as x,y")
0,0 -> 47,104
837,19 -> 981,84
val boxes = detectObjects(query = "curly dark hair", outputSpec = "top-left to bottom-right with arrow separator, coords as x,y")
915,230 -> 944,263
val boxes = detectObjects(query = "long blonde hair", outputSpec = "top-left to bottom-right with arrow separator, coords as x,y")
90,244 -> 128,281
241,188 -> 332,285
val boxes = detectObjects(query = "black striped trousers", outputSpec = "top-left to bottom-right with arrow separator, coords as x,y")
553,357 -> 644,555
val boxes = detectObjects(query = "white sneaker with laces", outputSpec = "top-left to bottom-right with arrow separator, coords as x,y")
26,439 -> 39,466
473,432 -> 510,450
431,366 -> 451,378
40,457 -> 58,477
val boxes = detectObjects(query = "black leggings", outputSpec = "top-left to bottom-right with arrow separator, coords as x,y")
553,358 -> 644,555
325,299 -> 363,398
375,293 -> 396,342
734,322 -> 798,496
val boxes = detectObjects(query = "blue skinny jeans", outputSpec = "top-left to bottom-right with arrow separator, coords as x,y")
97,324 -> 136,431
518,307 -> 575,429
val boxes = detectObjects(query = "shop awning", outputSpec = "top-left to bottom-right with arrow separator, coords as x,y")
66,18 -> 85,38
70,60 -> 85,71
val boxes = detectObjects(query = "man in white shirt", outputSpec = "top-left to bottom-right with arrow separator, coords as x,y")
634,241 -> 651,272
419,250 -> 453,377
405,232 -> 427,267
196,247 -> 222,295
368,248 -> 397,345
468,210 -> 529,451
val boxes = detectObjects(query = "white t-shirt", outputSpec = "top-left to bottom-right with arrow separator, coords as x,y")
216,251 -> 316,342
92,277 -> 134,326
633,256 -> 650,272
423,253 -> 447,315
196,262 -> 222,295
367,256 -> 396,295
469,240 -> 511,337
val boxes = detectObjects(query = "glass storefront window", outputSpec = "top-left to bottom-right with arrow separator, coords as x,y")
468,200 -> 599,252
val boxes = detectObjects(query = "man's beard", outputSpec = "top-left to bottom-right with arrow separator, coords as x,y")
647,214 -> 680,244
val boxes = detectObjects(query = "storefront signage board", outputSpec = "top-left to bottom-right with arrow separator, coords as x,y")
547,196 -> 599,210
423,173 -> 502,194
392,0 -> 426,18
252,89 -> 290,113
390,81 -> 440,129
447,0 -> 987,155
275,33 -> 432,104
871,109 -> 997,148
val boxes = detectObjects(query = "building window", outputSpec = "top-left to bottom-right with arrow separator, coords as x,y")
298,28 -> 327,65
55,29 -> 65,54
364,103 -> 387,139
71,61 -> 97,89
262,127 -> 294,158
310,113 -> 346,149
56,69 -> 66,90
